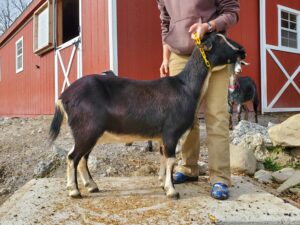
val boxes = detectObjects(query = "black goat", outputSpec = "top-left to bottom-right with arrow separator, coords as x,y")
49,33 -> 246,199
228,67 -> 259,129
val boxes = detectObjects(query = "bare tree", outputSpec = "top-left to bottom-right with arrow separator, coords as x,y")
0,0 -> 31,35
12,0 -> 29,14
0,0 -> 13,34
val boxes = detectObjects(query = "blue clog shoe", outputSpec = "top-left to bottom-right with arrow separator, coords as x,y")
211,182 -> 229,200
173,172 -> 198,184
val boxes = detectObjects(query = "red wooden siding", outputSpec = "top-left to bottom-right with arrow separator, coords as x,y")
117,0 -> 162,80
265,0 -> 300,109
116,0 -> 261,93
266,0 -> 300,46
82,0 -> 110,75
0,19 -> 54,116
229,0 -> 261,99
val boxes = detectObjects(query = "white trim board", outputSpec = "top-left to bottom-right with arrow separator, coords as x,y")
108,0 -> 118,75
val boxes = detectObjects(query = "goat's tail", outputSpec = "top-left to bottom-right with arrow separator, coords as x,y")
49,100 -> 65,145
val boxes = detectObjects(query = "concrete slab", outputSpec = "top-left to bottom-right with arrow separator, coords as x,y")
0,177 -> 299,225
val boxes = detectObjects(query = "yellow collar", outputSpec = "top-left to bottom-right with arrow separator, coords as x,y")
193,33 -> 211,69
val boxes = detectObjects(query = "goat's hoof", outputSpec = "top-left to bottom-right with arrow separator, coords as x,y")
166,190 -> 180,199
88,187 -> 100,193
69,189 -> 82,198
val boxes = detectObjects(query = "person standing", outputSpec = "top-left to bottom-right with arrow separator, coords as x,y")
157,0 -> 240,200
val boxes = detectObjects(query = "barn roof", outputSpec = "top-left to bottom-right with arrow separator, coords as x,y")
0,0 -> 46,47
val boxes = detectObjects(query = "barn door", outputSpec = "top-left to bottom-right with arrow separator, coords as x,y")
260,0 -> 300,113
54,0 -> 82,101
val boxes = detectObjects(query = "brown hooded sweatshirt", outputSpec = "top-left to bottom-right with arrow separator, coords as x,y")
157,0 -> 240,55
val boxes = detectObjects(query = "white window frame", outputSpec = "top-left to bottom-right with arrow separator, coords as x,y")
33,0 -> 54,55
16,37 -> 24,74
278,5 -> 300,53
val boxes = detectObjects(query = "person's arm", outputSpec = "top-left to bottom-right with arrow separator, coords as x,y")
157,0 -> 171,77
189,0 -> 240,39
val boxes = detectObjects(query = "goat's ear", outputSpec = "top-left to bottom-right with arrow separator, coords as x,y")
200,40 -> 213,51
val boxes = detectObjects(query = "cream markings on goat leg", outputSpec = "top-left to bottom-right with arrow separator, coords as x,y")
164,157 -> 179,199
66,146 -> 82,197
78,157 -> 99,193
158,154 -> 166,188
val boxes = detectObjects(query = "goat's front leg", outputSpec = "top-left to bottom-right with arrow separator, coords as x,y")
164,157 -> 178,199
158,146 -> 166,189
162,137 -> 179,199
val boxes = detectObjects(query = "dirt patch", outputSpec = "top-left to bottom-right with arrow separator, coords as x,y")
0,112 -> 299,206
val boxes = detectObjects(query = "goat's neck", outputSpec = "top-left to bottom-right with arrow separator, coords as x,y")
179,50 -> 210,99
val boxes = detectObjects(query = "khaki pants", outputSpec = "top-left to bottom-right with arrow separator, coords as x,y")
169,52 -> 231,186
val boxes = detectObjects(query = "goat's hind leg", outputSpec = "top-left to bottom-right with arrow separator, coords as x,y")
67,145 -> 82,198
67,135 -> 99,198
78,152 -> 99,193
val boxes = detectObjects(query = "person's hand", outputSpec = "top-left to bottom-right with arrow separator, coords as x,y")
160,59 -> 169,77
188,23 -> 209,40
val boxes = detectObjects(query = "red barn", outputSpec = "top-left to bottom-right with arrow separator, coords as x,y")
0,0 -> 299,116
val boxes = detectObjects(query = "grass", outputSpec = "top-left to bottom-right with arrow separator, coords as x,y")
265,146 -> 285,154
263,157 -> 282,172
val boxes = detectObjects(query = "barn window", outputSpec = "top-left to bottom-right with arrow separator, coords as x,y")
57,0 -> 80,46
16,37 -> 24,73
279,6 -> 299,50
33,0 -> 54,55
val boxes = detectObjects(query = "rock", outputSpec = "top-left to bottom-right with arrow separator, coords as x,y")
53,146 -> 68,160
256,162 -> 265,171
34,161 -> 55,178
291,147 -> 300,159
198,161 -> 208,175
239,133 -> 269,162
33,146 -> 66,178
277,170 -> 300,193
88,156 -> 99,172
106,167 -> 117,176
289,187 -> 300,196
231,120 -> 271,145
230,143 -> 257,175
268,122 -> 276,128
254,170 -> 273,184
0,188 -> 10,196
272,168 -> 296,183
268,114 -> 300,147
271,151 -> 293,167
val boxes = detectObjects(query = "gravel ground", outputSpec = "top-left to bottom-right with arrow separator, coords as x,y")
0,112 -> 298,206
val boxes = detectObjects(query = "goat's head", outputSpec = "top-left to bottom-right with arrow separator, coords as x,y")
197,33 -> 246,69
228,59 -> 250,93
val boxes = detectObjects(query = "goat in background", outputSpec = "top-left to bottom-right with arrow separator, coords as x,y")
228,61 -> 259,129
49,33 -> 246,199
